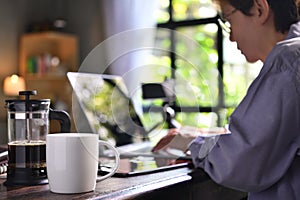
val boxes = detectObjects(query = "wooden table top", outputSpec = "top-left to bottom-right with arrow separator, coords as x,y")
0,167 -> 194,200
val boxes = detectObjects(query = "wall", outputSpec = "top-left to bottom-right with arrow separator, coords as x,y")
0,0 -> 105,143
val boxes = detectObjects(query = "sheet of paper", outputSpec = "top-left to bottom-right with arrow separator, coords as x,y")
179,126 -> 231,137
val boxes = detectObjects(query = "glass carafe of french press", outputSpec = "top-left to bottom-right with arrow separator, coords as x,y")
4,90 -> 71,186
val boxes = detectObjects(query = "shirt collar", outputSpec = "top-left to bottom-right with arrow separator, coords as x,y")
286,20 -> 300,40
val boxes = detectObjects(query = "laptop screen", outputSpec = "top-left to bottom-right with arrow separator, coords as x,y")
67,72 -> 153,146
67,72 -> 192,176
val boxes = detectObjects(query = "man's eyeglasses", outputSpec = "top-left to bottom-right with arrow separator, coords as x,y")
218,8 -> 238,33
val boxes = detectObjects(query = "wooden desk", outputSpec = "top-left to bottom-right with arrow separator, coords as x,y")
0,167 -> 246,200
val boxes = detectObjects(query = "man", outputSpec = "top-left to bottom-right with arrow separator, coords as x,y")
153,0 -> 300,199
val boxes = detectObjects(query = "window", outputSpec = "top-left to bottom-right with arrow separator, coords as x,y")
141,0 -> 262,128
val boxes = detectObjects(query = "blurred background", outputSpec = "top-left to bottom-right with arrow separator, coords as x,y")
0,0 -> 262,143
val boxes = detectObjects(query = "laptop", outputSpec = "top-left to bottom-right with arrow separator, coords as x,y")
67,72 -> 192,177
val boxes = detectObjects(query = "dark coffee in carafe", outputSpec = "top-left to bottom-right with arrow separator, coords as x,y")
7,141 -> 47,184
8,141 -> 46,169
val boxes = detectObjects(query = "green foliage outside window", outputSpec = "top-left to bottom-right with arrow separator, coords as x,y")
142,0 -> 261,128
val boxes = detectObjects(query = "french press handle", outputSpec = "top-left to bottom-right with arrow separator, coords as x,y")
49,109 -> 71,133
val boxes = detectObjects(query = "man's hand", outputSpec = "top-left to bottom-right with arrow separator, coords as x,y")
152,128 -> 196,152
152,126 -> 228,153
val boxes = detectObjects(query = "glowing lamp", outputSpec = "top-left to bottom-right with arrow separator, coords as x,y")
3,74 -> 26,96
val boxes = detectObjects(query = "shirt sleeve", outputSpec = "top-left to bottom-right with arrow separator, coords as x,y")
189,136 -> 218,162
189,66 -> 300,192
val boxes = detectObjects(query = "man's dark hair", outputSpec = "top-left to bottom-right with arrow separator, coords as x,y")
228,0 -> 299,33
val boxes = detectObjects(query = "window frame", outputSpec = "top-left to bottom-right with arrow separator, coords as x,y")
143,0 -> 227,126
145,0 -> 226,126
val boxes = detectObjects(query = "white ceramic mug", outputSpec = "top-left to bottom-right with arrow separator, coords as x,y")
46,133 -> 120,194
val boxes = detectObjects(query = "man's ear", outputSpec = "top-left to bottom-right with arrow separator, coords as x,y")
253,0 -> 270,24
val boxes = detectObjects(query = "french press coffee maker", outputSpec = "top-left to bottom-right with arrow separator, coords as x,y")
4,90 -> 71,186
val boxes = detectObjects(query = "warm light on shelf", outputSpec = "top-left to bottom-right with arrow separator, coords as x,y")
3,74 -> 26,96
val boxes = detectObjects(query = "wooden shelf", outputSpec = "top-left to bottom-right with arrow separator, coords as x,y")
19,31 -> 78,78
18,31 -> 79,132
24,74 -> 70,81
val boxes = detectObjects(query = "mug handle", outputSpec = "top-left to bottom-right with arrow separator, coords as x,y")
96,140 -> 120,182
